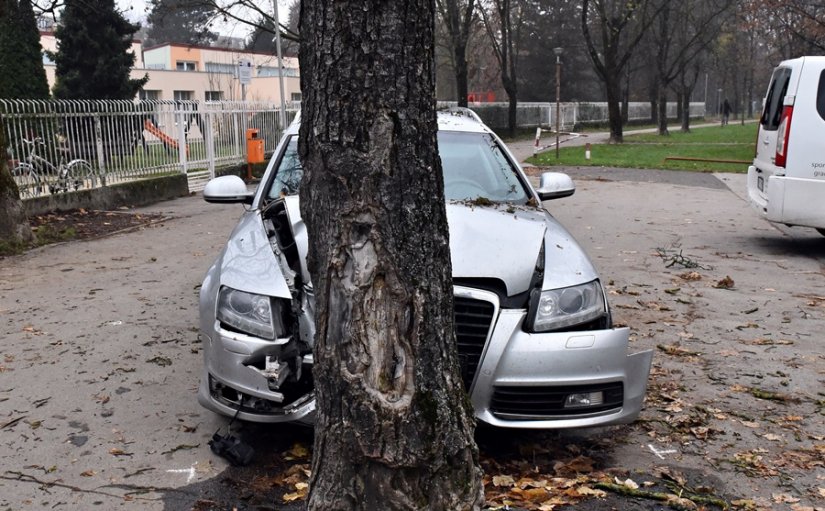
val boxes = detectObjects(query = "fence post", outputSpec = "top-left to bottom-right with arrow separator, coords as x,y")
205,110 -> 216,180
94,114 -> 106,181
176,106 -> 188,174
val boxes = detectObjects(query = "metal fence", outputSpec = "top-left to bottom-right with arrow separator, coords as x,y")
1,99 -> 296,197
440,101 -> 706,130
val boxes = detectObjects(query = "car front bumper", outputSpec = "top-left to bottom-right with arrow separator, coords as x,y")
198,286 -> 652,429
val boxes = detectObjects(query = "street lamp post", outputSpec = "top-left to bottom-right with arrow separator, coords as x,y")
554,47 -> 563,159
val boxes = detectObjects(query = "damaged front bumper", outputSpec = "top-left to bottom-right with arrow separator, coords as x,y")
198,286 -> 652,429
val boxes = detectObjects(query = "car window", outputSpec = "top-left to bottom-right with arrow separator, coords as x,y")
266,132 -> 531,204
438,131 -> 530,203
817,70 -> 825,122
761,67 -> 792,131
268,137 -> 302,198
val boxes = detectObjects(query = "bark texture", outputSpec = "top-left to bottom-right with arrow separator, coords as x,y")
0,128 -> 33,247
298,2 -> 483,510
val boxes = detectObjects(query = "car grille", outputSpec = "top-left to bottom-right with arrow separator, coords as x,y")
490,382 -> 624,418
454,296 -> 495,390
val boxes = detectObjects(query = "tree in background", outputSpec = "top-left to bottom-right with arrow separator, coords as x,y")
298,0 -> 483,508
0,0 -> 50,99
436,0 -> 477,107
51,0 -> 147,100
143,0 -> 217,47
581,0 -> 659,143
246,1 -> 299,57
480,0 -> 527,137
648,0 -> 733,135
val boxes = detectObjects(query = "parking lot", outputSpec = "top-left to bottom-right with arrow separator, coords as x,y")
1,168 -> 823,510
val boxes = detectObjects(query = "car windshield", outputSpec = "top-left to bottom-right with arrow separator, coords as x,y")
266,131 -> 531,203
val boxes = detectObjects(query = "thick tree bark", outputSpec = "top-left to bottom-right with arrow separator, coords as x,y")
298,2 -> 483,510
0,128 -> 33,247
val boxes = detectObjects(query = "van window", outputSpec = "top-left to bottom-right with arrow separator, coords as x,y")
818,70 -> 825,122
761,67 -> 792,131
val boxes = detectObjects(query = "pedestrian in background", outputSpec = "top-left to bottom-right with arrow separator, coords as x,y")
722,99 -> 732,126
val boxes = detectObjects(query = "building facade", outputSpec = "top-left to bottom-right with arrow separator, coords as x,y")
39,33 -> 301,104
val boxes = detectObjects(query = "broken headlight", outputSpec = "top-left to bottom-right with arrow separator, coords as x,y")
217,287 -> 276,339
527,280 -> 606,332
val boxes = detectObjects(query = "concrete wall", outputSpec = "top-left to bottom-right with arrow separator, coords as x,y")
23,174 -> 189,217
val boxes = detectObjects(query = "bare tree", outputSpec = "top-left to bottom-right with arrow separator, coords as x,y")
581,0 -> 658,143
297,0 -> 484,509
479,0 -> 526,137
437,0 -> 477,107
650,0 -> 733,135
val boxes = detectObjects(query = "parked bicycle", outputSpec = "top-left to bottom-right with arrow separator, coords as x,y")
10,137 -> 95,197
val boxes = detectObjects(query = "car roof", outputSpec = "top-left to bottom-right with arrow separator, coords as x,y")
284,108 -> 491,136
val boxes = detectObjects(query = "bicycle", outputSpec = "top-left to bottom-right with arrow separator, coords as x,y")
11,137 -> 95,197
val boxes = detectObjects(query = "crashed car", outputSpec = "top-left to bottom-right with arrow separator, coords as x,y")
198,108 -> 652,429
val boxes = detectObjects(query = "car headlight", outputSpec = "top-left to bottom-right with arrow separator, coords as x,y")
527,280 -> 606,332
216,287 -> 276,339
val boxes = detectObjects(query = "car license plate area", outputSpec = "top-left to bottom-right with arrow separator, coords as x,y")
757,176 -> 764,192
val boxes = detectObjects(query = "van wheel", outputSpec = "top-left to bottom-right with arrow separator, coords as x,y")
817,229 -> 825,237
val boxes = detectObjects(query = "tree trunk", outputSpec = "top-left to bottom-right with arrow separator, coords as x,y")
681,91 -> 691,132
0,128 -> 33,249
657,88 -> 669,136
455,43 -> 469,107
506,83 -> 518,138
605,79 -> 624,143
298,2 -> 483,510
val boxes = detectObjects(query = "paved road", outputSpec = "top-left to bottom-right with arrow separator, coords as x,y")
1,159 -> 822,509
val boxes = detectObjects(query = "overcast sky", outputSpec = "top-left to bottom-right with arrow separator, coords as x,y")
118,0 -> 292,39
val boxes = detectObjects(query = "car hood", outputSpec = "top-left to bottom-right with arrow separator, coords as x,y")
218,199 -> 599,299
446,202 -> 598,295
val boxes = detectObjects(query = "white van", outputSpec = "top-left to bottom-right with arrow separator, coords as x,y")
747,56 -> 825,234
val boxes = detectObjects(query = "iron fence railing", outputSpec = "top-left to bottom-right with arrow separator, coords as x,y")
439,101 -> 706,130
4,99 -> 706,199
1,99 -> 297,197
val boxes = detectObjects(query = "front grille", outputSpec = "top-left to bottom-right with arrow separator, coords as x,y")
454,296 -> 495,390
490,382 -> 624,418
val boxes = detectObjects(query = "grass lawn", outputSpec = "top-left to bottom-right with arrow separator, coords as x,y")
527,123 -> 757,173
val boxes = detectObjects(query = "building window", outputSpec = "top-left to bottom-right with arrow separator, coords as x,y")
205,91 -> 223,101
205,62 -> 235,74
139,89 -> 161,101
175,61 -> 197,72
256,66 -> 299,78
173,90 -> 193,101
291,92 -> 302,102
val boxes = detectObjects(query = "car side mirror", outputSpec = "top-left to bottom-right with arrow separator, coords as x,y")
203,175 -> 254,205
536,172 -> 575,201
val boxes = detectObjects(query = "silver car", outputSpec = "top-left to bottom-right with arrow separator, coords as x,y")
198,108 -> 652,429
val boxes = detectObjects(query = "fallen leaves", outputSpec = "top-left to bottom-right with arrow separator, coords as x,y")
713,276 -> 735,289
